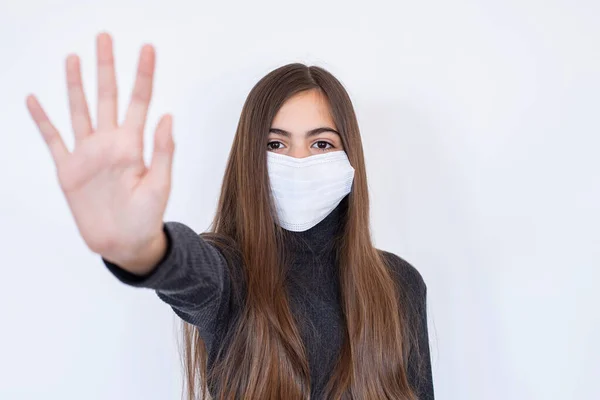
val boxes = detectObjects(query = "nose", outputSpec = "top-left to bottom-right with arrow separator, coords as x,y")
287,147 -> 312,159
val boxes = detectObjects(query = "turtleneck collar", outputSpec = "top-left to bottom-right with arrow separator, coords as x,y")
281,195 -> 349,257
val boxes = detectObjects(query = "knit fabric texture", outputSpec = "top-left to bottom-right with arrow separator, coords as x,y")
103,197 -> 434,399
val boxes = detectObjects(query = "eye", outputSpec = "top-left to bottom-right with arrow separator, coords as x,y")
267,141 -> 285,151
312,141 -> 335,152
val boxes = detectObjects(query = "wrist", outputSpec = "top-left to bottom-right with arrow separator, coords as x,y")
104,230 -> 168,276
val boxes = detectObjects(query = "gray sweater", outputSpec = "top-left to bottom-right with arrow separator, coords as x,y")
103,197 -> 434,399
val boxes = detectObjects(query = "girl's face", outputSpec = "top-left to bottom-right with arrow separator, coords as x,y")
268,89 -> 345,158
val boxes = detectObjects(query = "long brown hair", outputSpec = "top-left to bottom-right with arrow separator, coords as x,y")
181,63 -> 419,399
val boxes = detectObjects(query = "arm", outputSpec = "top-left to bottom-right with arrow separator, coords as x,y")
102,221 -> 235,346
408,279 -> 434,400
380,250 -> 435,399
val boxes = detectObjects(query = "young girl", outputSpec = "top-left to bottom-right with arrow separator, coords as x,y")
26,32 -> 434,400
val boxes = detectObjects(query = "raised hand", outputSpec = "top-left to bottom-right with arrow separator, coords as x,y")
26,33 -> 174,272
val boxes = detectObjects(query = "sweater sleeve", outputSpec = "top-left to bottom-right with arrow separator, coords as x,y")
410,274 -> 434,400
380,250 -> 435,400
102,221 -> 234,350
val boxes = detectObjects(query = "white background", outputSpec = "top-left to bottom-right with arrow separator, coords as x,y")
1,0 -> 598,399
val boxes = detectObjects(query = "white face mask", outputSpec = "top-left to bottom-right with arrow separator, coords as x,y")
267,150 -> 355,232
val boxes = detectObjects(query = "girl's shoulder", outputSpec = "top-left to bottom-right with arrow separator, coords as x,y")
377,249 -> 427,300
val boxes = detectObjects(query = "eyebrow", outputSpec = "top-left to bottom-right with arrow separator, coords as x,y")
269,127 -> 340,137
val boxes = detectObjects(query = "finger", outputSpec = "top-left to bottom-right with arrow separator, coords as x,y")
146,114 -> 174,193
26,95 -> 69,165
66,54 -> 93,141
97,32 -> 118,131
123,44 -> 155,136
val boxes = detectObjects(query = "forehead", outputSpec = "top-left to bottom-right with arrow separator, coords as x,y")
271,89 -> 336,131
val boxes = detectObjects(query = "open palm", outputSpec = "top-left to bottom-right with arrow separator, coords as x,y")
26,33 -> 174,262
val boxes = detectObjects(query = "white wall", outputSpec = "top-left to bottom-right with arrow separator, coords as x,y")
1,0 -> 598,399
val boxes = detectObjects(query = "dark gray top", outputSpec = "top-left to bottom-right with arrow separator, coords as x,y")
103,197 -> 434,399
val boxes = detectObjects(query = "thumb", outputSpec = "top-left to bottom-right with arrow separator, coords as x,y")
146,114 -> 174,193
